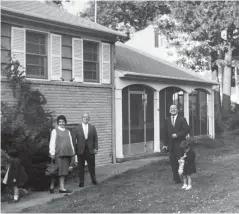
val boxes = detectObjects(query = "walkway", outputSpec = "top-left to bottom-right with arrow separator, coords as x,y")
1,156 -> 168,213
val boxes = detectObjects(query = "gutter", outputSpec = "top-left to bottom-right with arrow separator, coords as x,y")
111,44 -> 116,164
118,70 -> 219,85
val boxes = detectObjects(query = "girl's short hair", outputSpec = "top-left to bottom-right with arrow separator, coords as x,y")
180,140 -> 189,149
57,115 -> 67,124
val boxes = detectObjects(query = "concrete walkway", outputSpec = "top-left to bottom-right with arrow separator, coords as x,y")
1,156 -> 168,213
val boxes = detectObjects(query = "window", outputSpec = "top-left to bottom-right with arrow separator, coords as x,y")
83,40 -> 99,82
26,31 -> 47,79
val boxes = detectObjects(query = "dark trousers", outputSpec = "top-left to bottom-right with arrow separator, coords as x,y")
170,144 -> 184,182
77,146 -> 96,184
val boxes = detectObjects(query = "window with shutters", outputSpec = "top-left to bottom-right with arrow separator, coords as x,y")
26,31 -> 48,79
83,40 -> 99,82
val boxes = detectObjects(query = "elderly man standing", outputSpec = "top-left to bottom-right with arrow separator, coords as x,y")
75,113 -> 98,187
163,104 -> 189,184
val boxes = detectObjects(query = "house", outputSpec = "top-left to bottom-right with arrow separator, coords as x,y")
126,25 -> 239,104
114,42 -> 217,159
1,1 -> 217,165
1,0 -> 125,166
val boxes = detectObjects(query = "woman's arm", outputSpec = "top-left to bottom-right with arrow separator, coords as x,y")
68,131 -> 75,155
49,129 -> 56,156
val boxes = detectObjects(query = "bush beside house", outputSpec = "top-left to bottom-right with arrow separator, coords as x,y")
1,60 -> 53,191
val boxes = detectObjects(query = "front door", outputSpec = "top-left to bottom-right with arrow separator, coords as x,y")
129,92 -> 146,155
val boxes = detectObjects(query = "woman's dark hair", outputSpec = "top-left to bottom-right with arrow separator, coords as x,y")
180,140 -> 189,149
57,115 -> 67,124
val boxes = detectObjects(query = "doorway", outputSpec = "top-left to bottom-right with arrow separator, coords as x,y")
122,85 -> 154,156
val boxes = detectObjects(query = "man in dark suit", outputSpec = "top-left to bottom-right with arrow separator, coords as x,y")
75,113 -> 98,187
163,104 -> 189,184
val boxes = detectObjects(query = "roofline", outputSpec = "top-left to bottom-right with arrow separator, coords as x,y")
1,6 -> 126,37
116,70 -> 219,85
116,42 -> 213,82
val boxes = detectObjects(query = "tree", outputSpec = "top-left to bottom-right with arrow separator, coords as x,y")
154,1 -> 239,119
80,1 -> 169,40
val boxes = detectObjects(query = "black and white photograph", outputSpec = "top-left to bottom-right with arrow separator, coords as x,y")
1,0 -> 239,212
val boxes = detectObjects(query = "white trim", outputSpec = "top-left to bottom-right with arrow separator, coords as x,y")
101,42 -> 111,84
11,27 -> 26,73
72,37 -> 83,82
116,69 -> 218,85
50,33 -> 62,80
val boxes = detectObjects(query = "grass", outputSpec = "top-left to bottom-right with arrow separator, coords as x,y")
23,130 -> 239,213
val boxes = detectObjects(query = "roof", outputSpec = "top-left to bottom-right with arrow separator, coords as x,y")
115,42 -> 218,85
1,1 -> 126,37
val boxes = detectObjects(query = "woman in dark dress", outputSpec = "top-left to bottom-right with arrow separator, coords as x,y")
179,140 -> 196,190
49,115 -> 75,194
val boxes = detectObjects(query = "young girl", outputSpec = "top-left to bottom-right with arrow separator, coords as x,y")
179,141 -> 196,190
2,148 -> 28,202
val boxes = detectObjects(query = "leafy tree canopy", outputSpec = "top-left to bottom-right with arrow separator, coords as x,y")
80,1 -> 170,34
154,1 -> 239,71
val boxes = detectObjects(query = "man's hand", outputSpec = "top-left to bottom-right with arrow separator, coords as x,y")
94,149 -> 98,154
172,134 -> 177,139
13,178 -> 16,183
50,154 -> 55,159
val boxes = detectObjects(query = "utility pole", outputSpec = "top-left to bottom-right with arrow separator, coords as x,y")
94,0 -> 97,23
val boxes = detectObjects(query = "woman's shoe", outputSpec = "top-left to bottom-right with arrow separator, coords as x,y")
185,185 -> 192,190
49,188 -> 54,194
59,189 -> 72,193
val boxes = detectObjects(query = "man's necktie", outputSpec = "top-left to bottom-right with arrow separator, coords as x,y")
172,116 -> 175,126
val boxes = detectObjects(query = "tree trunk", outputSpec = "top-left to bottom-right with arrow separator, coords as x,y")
217,65 -> 223,103
212,68 -> 223,132
222,49 -> 232,116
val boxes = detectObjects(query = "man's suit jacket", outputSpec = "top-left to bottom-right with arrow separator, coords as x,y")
75,123 -> 98,155
164,115 -> 189,152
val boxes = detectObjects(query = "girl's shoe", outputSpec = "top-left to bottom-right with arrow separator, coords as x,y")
181,184 -> 187,189
185,185 -> 192,190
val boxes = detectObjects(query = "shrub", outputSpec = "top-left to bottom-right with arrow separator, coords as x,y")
1,59 -> 54,191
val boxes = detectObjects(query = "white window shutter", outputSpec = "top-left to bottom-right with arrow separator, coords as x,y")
11,27 -> 26,74
72,38 -> 83,82
50,34 -> 61,80
101,43 -> 111,84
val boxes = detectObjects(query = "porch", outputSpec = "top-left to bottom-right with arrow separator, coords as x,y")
114,42 -> 217,159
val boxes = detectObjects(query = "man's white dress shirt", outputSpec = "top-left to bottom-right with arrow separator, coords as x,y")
82,123 -> 88,140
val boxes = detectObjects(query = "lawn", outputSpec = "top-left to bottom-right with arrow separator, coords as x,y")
23,130 -> 239,213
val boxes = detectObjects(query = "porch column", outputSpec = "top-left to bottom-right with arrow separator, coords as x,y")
218,65 -> 223,103
207,93 -> 215,138
184,92 -> 189,124
211,91 -> 215,139
115,89 -> 124,158
154,91 -> 160,152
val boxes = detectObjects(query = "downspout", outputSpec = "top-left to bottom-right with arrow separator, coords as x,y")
111,43 -> 116,164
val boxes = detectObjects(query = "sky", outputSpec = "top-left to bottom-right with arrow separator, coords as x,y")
62,0 -> 89,14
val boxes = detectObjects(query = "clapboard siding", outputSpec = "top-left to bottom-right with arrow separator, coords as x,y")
1,80 -> 113,166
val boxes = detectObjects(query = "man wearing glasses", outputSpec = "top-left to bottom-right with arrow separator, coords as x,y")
75,113 -> 98,187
